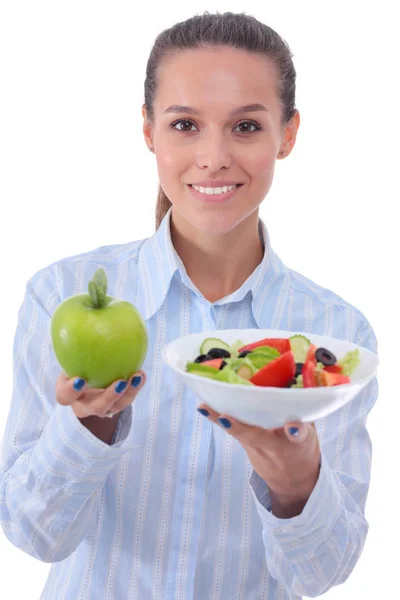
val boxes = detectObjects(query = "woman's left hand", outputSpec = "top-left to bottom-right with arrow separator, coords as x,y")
198,403 -> 321,518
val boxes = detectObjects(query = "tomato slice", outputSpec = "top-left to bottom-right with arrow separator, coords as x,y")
305,344 -> 318,366
250,351 -> 295,387
323,364 -> 343,374
239,338 -> 291,355
201,358 -> 224,369
320,371 -> 351,386
303,360 -> 318,387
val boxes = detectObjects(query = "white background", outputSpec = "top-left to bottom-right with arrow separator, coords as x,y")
0,1 -> 398,598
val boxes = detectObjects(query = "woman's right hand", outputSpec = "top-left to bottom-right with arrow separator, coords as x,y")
55,371 -> 146,419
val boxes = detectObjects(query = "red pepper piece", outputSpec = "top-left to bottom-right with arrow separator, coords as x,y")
201,358 -> 224,369
239,338 -> 290,355
323,364 -> 343,374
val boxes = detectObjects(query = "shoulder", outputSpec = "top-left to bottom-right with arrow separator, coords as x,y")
287,267 -> 353,307
286,266 -> 377,352
56,237 -> 147,268
25,237 -> 149,310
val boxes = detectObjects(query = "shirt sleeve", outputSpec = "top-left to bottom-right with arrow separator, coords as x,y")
0,265 -> 136,563
249,316 -> 379,598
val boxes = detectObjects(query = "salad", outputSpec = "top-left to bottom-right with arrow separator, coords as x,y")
185,334 -> 360,388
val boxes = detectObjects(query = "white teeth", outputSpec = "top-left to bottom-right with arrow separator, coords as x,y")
192,184 -> 238,195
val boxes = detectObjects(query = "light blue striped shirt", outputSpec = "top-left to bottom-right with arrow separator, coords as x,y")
0,207 -> 378,599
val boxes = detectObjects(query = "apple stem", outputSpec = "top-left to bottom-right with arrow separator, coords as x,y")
88,268 -> 108,308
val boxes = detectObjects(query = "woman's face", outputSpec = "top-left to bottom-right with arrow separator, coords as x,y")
143,46 -> 300,235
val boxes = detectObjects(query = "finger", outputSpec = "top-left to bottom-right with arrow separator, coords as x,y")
56,373 -> 89,406
214,413 -> 278,448
283,421 -> 316,443
197,403 -> 220,422
82,370 -> 147,418
109,371 -> 146,415
197,403 -> 275,447
78,378 -> 130,417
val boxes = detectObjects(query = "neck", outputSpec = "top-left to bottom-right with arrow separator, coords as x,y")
170,209 -> 265,303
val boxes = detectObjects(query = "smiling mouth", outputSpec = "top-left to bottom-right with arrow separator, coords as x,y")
188,183 -> 244,194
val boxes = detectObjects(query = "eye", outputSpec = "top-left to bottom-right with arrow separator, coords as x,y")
233,120 -> 263,134
170,120 -> 198,132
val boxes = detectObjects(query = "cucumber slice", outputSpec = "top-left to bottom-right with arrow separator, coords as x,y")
289,334 -> 311,363
225,356 -> 258,376
200,337 -> 231,356
236,364 -> 253,380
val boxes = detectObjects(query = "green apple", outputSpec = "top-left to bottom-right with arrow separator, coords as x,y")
51,268 -> 148,388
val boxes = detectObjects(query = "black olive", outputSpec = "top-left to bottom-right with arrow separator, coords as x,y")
295,362 -> 304,377
238,350 -> 252,358
207,347 -> 231,359
286,376 -> 297,387
315,347 -> 337,366
219,360 -> 227,370
194,354 -> 209,363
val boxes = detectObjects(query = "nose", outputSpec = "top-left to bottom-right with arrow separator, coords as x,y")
196,134 -> 233,171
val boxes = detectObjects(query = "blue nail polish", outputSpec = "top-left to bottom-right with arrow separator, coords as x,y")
197,408 -> 209,417
73,378 -> 85,391
289,427 -> 299,436
131,376 -> 142,388
219,418 -> 232,429
115,381 -> 127,393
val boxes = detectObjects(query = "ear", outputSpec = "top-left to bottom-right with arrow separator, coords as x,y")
142,104 -> 154,152
280,109 -> 300,157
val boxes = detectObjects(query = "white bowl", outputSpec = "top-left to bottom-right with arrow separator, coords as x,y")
162,328 -> 379,429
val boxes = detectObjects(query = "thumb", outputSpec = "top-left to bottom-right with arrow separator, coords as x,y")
283,421 -> 312,443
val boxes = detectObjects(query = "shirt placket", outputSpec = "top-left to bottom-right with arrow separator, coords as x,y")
165,295 -> 215,599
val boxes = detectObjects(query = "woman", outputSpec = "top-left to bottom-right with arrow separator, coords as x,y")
0,11 -> 378,600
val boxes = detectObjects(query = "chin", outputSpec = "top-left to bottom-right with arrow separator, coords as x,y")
182,205 -> 256,236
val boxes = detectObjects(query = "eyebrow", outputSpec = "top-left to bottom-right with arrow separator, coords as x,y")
162,103 -> 269,116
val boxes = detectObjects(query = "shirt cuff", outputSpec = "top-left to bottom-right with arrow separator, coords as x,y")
111,405 -> 133,445
29,403 -> 136,491
249,451 -> 342,556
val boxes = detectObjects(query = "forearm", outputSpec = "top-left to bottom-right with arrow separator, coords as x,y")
250,451 -> 370,597
1,403 -> 134,562
269,461 -> 321,519
78,413 -> 120,445
1,467 -> 102,562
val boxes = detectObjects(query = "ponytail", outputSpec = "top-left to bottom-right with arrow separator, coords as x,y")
155,185 -> 172,230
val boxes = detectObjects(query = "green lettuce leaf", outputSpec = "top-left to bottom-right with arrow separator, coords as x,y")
290,374 -> 304,388
186,362 -> 221,378
338,349 -> 360,377
247,347 -> 280,370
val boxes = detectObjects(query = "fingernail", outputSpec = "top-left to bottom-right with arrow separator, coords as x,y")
219,418 -> 232,429
131,375 -> 142,388
288,427 -> 299,436
115,381 -> 127,393
197,408 -> 209,417
73,378 -> 85,391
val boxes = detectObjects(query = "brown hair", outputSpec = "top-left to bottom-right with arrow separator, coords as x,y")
144,11 -> 297,230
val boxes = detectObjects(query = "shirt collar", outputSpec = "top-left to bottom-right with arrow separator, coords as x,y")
136,207 -> 289,327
